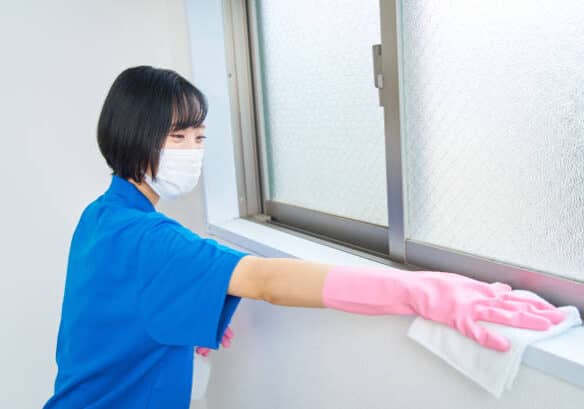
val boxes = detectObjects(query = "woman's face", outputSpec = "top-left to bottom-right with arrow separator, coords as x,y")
164,125 -> 206,150
143,125 -> 206,180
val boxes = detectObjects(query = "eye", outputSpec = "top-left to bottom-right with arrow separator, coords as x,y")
196,136 -> 207,142
171,134 -> 185,140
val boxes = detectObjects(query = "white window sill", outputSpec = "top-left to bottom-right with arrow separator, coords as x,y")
207,217 -> 584,391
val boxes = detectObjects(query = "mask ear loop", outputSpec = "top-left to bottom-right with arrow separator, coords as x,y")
144,146 -> 163,184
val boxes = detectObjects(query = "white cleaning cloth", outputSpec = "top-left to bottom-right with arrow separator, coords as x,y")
191,354 -> 211,400
407,290 -> 582,398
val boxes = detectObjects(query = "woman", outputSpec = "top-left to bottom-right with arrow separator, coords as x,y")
43,66 -> 565,409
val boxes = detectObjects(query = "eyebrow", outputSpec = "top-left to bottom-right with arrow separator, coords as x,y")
170,124 -> 206,132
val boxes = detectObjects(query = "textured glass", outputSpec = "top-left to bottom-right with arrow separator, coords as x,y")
400,0 -> 584,281
256,0 -> 387,226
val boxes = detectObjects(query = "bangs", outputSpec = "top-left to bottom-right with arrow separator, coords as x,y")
170,86 -> 208,131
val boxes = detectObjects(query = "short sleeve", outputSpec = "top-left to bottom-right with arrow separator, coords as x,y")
135,217 -> 251,348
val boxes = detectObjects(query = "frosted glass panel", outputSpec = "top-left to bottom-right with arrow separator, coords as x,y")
256,0 -> 387,226
400,1 -> 584,281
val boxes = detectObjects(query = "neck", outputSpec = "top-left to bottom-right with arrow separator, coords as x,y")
128,178 -> 160,206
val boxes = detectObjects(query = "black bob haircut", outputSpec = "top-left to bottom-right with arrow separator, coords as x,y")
97,66 -> 207,183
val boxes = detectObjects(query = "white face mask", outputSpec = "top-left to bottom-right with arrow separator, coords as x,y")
144,148 -> 204,200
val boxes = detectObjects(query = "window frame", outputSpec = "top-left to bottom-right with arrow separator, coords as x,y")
222,0 -> 584,311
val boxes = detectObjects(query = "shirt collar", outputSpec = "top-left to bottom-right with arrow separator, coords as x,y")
105,175 -> 156,213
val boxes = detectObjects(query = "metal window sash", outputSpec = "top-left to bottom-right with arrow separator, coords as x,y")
266,199 -> 389,257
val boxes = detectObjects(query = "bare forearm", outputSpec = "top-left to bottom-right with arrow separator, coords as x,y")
261,257 -> 334,307
228,256 -> 334,307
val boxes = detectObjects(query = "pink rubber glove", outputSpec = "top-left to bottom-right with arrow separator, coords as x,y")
195,327 -> 234,357
322,265 -> 566,352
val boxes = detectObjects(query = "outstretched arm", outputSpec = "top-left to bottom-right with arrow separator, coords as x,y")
226,255 -> 565,352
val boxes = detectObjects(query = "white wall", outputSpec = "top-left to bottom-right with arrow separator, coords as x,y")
0,1 -> 206,407
204,297 -> 584,409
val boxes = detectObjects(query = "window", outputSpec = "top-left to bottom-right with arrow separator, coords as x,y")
224,0 -> 584,309
255,0 -> 387,224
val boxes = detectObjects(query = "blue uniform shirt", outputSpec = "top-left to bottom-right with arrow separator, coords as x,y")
43,175 -> 250,409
